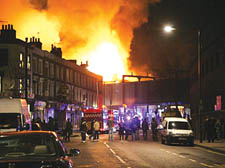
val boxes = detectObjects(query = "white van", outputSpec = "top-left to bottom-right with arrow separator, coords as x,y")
159,117 -> 194,146
0,98 -> 32,133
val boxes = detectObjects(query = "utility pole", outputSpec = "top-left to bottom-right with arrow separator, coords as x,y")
25,38 -> 28,101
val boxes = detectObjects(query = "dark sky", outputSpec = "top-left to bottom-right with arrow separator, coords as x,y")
128,0 -> 225,78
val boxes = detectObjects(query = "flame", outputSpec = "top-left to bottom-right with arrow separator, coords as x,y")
87,42 -> 127,81
0,0 -> 160,82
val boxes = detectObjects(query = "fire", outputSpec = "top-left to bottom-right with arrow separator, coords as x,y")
0,0 -> 160,82
87,42 -> 127,81
17,11 -> 61,51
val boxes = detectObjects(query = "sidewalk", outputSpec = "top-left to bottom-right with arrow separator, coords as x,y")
194,139 -> 225,154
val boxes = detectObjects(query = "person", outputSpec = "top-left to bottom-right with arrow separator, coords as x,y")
207,117 -> 215,143
142,118 -> 149,140
135,117 -> 140,140
131,117 -> 139,141
65,119 -> 72,142
124,120 -> 131,140
118,123 -> 125,140
151,118 -> 158,141
89,120 -> 95,141
107,116 -> 114,141
215,119 -> 221,140
93,120 -> 100,141
80,117 -> 87,143
48,117 -> 54,131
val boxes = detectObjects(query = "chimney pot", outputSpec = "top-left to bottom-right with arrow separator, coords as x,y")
11,25 -> 13,30
25,37 -> 28,42
2,25 -> 4,30
5,25 -> 7,30
8,24 -> 10,30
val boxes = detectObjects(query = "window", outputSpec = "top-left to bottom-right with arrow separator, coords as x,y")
19,79 -> 23,93
44,61 -> 49,77
27,55 -> 31,70
32,57 -> 38,73
55,65 -> 59,79
39,59 -> 43,75
0,49 -> 8,66
50,63 -> 54,78
19,53 -> 24,68
66,68 -> 69,82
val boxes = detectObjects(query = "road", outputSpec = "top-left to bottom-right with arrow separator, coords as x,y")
64,133 -> 225,168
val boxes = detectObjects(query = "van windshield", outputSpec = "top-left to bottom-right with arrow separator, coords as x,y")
0,113 -> 21,129
168,121 -> 191,130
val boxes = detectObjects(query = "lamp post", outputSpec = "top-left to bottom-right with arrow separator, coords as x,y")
198,30 -> 203,143
164,26 -> 202,143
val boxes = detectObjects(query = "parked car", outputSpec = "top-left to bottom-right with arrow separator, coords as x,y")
159,117 -> 194,146
0,131 -> 80,168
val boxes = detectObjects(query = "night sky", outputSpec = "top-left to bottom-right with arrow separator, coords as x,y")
129,0 -> 225,78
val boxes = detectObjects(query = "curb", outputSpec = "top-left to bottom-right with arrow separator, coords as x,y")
194,143 -> 225,155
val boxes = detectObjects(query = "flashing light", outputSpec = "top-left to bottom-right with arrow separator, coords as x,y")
127,116 -> 131,121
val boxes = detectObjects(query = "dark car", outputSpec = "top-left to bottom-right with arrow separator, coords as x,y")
0,131 -> 80,168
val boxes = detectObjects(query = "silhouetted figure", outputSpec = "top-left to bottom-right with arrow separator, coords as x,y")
89,120 -> 95,140
80,118 -> 87,143
118,123 -> 125,140
65,119 -> 72,142
151,118 -> 158,141
142,118 -> 149,140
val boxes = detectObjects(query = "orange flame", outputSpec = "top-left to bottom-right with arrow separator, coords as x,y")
0,0 -> 160,81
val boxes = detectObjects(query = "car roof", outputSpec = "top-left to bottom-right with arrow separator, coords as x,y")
163,117 -> 188,122
0,130 -> 58,137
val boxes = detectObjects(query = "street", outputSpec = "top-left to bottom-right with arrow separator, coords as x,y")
64,132 -> 225,168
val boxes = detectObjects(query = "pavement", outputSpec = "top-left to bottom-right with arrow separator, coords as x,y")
194,139 -> 225,154
66,131 -> 225,155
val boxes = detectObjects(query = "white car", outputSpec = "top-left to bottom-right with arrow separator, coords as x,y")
159,117 -> 194,146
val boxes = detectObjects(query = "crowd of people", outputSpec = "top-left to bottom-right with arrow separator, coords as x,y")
203,117 -> 225,142
78,116 -> 159,143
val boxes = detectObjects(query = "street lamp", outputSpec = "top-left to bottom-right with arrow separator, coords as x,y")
164,25 -> 175,33
163,25 -> 202,143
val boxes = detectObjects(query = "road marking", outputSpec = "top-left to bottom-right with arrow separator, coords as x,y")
200,163 -> 214,167
166,151 -> 171,153
188,159 -> 196,163
172,152 -> 178,156
110,148 -> 116,155
115,155 -> 126,164
104,142 -> 128,166
214,164 -> 223,167
179,155 -> 186,158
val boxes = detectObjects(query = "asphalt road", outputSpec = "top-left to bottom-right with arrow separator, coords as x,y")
64,133 -> 225,168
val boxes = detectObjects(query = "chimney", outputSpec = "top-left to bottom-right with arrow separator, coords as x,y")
0,24 -> 16,41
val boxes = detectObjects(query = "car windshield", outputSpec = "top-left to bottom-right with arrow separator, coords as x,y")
168,121 -> 191,130
0,133 -> 57,159
0,113 -> 20,129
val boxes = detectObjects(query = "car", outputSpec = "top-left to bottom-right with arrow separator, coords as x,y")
0,131 -> 80,168
159,117 -> 194,146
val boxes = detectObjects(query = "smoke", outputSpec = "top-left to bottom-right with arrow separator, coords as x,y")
0,0 -> 160,72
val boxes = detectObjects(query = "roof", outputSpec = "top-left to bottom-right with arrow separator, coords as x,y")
0,130 -> 57,137
163,117 -> 188,122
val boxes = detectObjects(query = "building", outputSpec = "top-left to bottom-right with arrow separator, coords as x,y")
0,24 -> 103,130
103,76 -> 190,126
